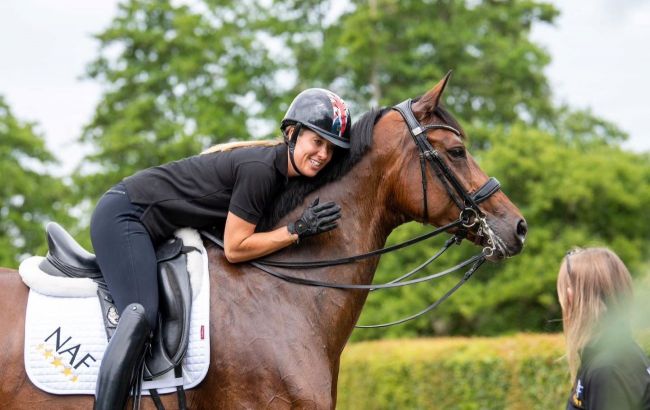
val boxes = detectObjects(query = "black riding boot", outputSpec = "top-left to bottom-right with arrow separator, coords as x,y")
94,303 -> 151,410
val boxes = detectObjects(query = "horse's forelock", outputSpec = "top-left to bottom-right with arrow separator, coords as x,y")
256,108 -> 384,231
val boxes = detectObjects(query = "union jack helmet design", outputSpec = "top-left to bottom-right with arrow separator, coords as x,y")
281,88 -> 351,149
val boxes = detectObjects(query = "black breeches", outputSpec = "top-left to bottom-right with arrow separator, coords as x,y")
90,183 -> 158,329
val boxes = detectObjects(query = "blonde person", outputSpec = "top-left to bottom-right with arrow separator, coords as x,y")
558,247 -> 650,409
90,89 -> 351,409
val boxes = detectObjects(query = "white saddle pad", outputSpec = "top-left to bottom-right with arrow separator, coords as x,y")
22,229 -> 211,395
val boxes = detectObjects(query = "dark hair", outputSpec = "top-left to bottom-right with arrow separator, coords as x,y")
256,107 -> 386,231
433,105 -> 466,140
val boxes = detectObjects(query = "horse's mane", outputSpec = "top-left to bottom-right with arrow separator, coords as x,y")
257,107 -> 386,231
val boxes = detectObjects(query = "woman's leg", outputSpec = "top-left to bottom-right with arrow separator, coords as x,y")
90,184 -> 158,328
90,184 -> 158,409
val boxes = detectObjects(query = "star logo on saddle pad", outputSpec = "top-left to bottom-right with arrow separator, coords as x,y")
51,356 -> 64,368
35,326 -> 98,383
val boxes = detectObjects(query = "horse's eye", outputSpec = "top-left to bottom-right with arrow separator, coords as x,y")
448,148 -> 466,159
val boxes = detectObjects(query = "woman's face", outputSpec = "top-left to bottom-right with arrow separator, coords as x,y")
290,128 -> 335,177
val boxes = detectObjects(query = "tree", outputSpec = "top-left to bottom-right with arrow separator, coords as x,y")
284,0 -> 558,126
0,97 -> 72,268
77,0 -> 288,200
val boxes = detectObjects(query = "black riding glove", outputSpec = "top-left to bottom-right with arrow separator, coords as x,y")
287,198 -> 341,239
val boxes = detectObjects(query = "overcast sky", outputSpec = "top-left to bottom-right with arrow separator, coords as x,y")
0,0 -> 648,175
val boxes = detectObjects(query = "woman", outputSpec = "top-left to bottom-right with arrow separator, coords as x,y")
90,88 -> 351,409
558,247 -> 650,409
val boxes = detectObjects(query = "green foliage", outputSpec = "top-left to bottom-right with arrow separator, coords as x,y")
289,0 -> 558,126
0,97 -> 73,268
338,334 -> 570,409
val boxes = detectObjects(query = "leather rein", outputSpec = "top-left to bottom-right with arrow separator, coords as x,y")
201,99 -> 502,328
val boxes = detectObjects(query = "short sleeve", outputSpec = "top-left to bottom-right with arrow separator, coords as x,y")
229,161 -> 276,225
586,366 -> 635,410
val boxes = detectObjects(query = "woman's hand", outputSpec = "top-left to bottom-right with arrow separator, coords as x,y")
287,198 -> 341,239
223,198 -> 342,263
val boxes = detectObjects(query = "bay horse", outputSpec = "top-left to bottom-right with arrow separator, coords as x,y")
0,74 -> 526,409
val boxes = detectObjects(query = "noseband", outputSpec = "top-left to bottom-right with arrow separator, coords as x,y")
393,99 -> 501,256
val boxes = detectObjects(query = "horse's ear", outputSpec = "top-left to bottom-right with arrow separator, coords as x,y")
412,70 -> 453,116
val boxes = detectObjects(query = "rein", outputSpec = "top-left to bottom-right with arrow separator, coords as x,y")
255,219 -> 464,268
201,230 -> 484,290
202,99 -> 504,328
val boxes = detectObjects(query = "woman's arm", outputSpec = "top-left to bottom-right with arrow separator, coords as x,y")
223,212 -> 298,263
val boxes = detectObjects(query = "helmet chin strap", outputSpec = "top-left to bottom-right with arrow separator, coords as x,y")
287,123 -> 305,177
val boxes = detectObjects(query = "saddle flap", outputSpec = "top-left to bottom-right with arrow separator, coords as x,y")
145,253 -> 193,379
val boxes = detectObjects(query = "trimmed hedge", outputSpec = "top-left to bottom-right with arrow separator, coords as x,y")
337,333 -> 570,410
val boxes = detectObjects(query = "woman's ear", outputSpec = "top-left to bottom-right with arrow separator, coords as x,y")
286,125 -> 303,141
566,287 -> 574,309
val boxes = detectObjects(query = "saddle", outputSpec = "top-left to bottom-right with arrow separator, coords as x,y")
37,222 -> 194,381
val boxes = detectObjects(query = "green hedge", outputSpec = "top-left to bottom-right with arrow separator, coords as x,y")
337,333 -> 570,410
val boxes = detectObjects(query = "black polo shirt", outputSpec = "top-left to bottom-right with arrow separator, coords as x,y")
566,330 -> 650,410
123,144 -> 288,243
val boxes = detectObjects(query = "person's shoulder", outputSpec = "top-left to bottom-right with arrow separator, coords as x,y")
228,145 -> 277,164
230,149 -> 277,183
587,341 -> 650,385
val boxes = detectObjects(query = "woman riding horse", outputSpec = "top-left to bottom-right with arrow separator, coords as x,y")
0,74 -> 527,408
90,88 -> 352,409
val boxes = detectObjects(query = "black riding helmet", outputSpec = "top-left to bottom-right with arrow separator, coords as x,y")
281,88 -> 352,149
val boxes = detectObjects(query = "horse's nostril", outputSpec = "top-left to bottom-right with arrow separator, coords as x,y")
516,219 -> 528,242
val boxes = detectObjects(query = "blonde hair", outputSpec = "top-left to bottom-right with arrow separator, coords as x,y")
557,247 -> 633,379
200,139 -> 283,155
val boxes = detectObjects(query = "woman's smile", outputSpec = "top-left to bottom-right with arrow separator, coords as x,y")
309,158 -> 324,169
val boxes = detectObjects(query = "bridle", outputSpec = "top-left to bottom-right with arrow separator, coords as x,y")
392,99 -> 502,258
201,99 -> 504,327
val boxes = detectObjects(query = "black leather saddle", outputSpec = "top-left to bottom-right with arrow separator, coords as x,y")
38,222 -> 195,380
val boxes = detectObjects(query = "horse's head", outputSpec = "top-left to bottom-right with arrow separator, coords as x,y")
377,73 -> 527,260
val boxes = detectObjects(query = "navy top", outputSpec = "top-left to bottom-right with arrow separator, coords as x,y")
566,328 -> 650,410
123,144 -> 288,243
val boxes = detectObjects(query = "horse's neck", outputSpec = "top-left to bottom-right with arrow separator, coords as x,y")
291,154 -> 399,280
274,152 -> 404,346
